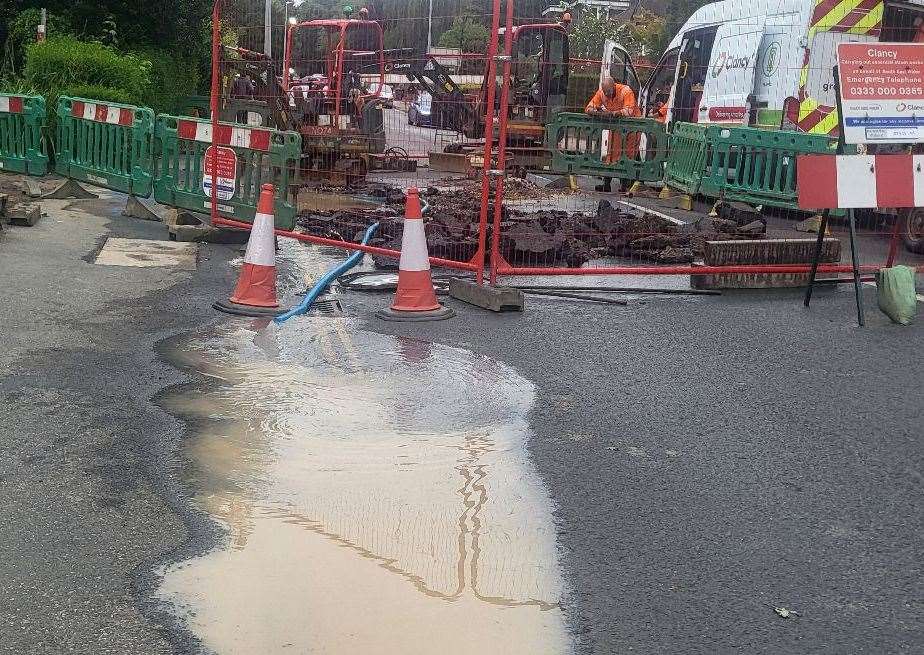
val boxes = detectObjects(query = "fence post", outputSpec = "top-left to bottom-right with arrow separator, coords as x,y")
474,0 -> 503,286
488,0 -> 515,286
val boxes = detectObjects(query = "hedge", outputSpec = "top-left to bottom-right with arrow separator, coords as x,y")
24,37 -> 151,107
132,48 -> 200,115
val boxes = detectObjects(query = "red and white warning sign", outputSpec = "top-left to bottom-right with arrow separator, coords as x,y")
837,42 -> 924,144
797,154 -> 924,209
202,146 -> 237,201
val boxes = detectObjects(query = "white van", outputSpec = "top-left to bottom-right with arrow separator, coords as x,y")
604,0 -> 924,135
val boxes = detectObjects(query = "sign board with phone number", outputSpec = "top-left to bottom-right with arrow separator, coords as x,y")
837,42 -> 924,144
202,146 -> 238,201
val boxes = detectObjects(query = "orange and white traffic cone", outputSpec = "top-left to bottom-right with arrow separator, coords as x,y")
377,187 -> 454,322
213,183 -> 285,317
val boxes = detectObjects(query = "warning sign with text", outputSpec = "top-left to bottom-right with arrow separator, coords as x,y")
202,146 -> 237,200
837,42 -> 924,144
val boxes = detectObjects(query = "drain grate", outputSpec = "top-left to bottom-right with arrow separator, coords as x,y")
311,297 -> 343,315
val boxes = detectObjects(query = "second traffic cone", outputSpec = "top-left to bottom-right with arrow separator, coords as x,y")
377,187 -> 454,322
213,183 -> 285,317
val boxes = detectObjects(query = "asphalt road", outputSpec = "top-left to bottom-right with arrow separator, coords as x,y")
2,173 -> 922,654
358,286 -> 924,654
0,181 -> 237,654
383,105 -> 468,157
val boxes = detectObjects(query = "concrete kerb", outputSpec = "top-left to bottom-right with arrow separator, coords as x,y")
449,278 -> 525,312
7,204 -> 42,227
1,192 -> 42,227
165,209 -> 249,244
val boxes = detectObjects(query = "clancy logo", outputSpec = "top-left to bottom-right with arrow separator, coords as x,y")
711,52 -> 751,78
896,103 -> 924,112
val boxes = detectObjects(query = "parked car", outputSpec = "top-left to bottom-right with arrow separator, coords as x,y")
367,82 -> 394,108
407,91 -> 433,127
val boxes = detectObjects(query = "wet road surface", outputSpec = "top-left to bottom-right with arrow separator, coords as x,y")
4,172 -> 922,655
157,321 -> 572,654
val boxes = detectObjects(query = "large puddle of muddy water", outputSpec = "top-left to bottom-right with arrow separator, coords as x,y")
157,317 -> 573,654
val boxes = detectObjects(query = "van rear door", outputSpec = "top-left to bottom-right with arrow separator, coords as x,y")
700,21 -> 764,124
600,39 -> 641,99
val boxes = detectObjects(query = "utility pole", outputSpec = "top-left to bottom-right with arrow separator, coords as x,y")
427,0 -> 433,53
37,8 -> 47,43
264,0 -> 272,59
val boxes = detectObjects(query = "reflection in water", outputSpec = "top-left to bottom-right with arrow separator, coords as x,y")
158,319 -> 572,654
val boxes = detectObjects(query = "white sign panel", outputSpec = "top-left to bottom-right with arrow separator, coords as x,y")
837,42 -> 924,144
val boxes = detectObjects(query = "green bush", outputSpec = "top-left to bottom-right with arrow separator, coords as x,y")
132,48 -> 200,114
62,84 -> 136,106
0,79 -> 38,96
21,37 -> 152,159
24,37 -> 151,106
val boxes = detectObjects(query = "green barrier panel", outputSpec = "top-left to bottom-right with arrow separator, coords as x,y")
663,122 -> 709,195
545,112 -> 669,183
153,115 -> 300,231
0,94 -> 48,175
700,125 -> 838,210
55,96 -> 155,197
180,95 -> 212,119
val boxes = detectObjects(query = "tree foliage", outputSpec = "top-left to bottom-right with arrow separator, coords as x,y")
569,8 -> 667,61
2,0 -> 215,106
437,16 -> 490,53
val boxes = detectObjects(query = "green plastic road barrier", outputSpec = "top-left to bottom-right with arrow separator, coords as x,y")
0,94 -> 48,175
700,125 -> 837,210
545,112 -> 669,183
153,115 -> 301,231
662,122 -> 709,195
55,96 -> 155,196
180,95 -> 212,119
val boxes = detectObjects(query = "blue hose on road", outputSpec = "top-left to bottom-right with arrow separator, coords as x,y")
273,222 -> 380,325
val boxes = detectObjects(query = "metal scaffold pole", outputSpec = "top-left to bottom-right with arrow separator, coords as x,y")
264,0 -> 273,59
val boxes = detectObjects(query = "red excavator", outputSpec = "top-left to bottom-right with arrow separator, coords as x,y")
282,13 -> 388,184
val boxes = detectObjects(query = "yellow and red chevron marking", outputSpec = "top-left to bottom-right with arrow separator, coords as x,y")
798,0 -> 883,134
798,102 -> 841,134
809,0 -> 882,37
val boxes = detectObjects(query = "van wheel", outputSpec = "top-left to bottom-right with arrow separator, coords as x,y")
900,208 -> 924,254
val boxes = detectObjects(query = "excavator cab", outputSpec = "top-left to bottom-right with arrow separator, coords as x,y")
283,17 -> 386,184
468,18 -> 570,142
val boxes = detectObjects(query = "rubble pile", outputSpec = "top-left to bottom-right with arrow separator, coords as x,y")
296,181 -> 767,268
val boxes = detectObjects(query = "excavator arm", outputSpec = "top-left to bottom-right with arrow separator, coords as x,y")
391,54 -> 479,133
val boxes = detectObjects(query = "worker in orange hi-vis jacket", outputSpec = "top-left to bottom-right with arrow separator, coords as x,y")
585,76 -> 640,192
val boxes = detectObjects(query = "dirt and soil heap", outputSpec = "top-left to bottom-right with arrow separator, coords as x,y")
296,180 -> 766,268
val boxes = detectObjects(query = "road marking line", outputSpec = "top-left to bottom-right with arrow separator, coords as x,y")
617,200 -> 686,226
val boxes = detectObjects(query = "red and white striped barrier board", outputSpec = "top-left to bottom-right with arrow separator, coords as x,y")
176,119 -> 271,152
71,100 -> 134,126
797,154 -> 924,209
0,96 -> 24,114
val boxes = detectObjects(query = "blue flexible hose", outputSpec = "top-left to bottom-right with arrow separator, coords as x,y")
273,222 -> 380,324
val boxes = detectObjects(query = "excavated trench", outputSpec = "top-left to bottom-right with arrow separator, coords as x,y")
297,178 -> 770,269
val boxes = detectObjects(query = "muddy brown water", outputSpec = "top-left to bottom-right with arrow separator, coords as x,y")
158,319 -> 573,654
